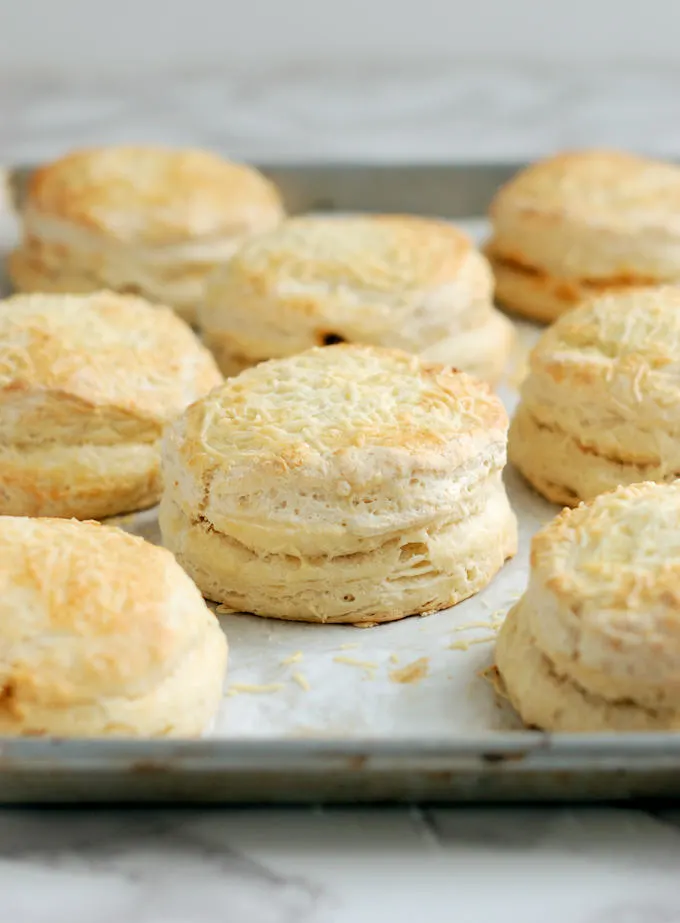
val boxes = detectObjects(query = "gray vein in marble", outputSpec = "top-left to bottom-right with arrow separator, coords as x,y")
421,806 -> 680,868
420,805 -> 561,848
0,811 -> 323,923
1,807 -> 680,922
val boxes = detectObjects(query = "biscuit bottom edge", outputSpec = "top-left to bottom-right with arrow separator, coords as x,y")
160,491 -> 518,624
495,602 -> 680,732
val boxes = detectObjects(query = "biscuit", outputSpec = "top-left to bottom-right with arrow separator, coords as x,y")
0,516 -> 227,736
0,291 -> 222,519
159,343 -> 517,623
496,482 -> 680,731
486,150 -> 680,322
8,146 -> 284,324
200,215 -> 514,383
508,286 -> 680,506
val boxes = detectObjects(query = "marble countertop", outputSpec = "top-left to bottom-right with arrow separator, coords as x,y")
3,804 -> 680,922
4,62 -> 680,922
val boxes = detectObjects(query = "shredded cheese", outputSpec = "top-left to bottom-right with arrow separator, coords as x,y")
227,683 -> 283,695
333,656 -> 379,669
449,636 -> 496,651
281,651 -> 303,665
451,620 -> 497,633
389,657 -> 429,685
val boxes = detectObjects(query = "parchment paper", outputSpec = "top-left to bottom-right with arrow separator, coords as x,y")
0,192 -> 557,739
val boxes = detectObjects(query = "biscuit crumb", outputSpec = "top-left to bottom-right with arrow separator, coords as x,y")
389,657 -> 429,685
389,653 -> 400,665
490,610 -> 505,630
281,651 -> 303,665
292,672 -> 310,691
338,643 -> 359,650
479,664 -> 509,700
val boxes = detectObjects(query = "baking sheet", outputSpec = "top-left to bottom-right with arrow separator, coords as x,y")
8,162 -> 680,802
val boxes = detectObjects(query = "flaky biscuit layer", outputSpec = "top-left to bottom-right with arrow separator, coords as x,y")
160,344 -> 517,622
509,287 -> 680,505
9,146 -> 284,322
0,291 -> 221,518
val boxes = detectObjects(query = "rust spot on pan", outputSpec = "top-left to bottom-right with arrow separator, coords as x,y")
481,750 -> 531,764
346,754 -> 368,771
131,760 -> 172,775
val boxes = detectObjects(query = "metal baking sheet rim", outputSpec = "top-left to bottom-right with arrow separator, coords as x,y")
1,160 -> 679,804
2,734 -> 680,803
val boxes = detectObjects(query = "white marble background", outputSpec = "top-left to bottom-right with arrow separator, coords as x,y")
3,63 -> 680,165
3,61 -> 680,922
4,0 -> 680,73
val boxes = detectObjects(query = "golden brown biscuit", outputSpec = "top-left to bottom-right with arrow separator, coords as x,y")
0,516 -> 227,737
509,286 -> 680,506
496,482 -> 680,731
159,343 -> 517,624
200,215 -> 514,383
8,146 -> 284,324
0,291 -> 222,519
486,150 -> 680,322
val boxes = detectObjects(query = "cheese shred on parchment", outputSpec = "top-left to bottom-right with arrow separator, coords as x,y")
389,657 -> 429,685
292,672 -> 311,691
333,656 -> 379,669
281,651 -> 304,665
451,620 -> 498,633
227,683 -> 284,695
448,636 -> 496,652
